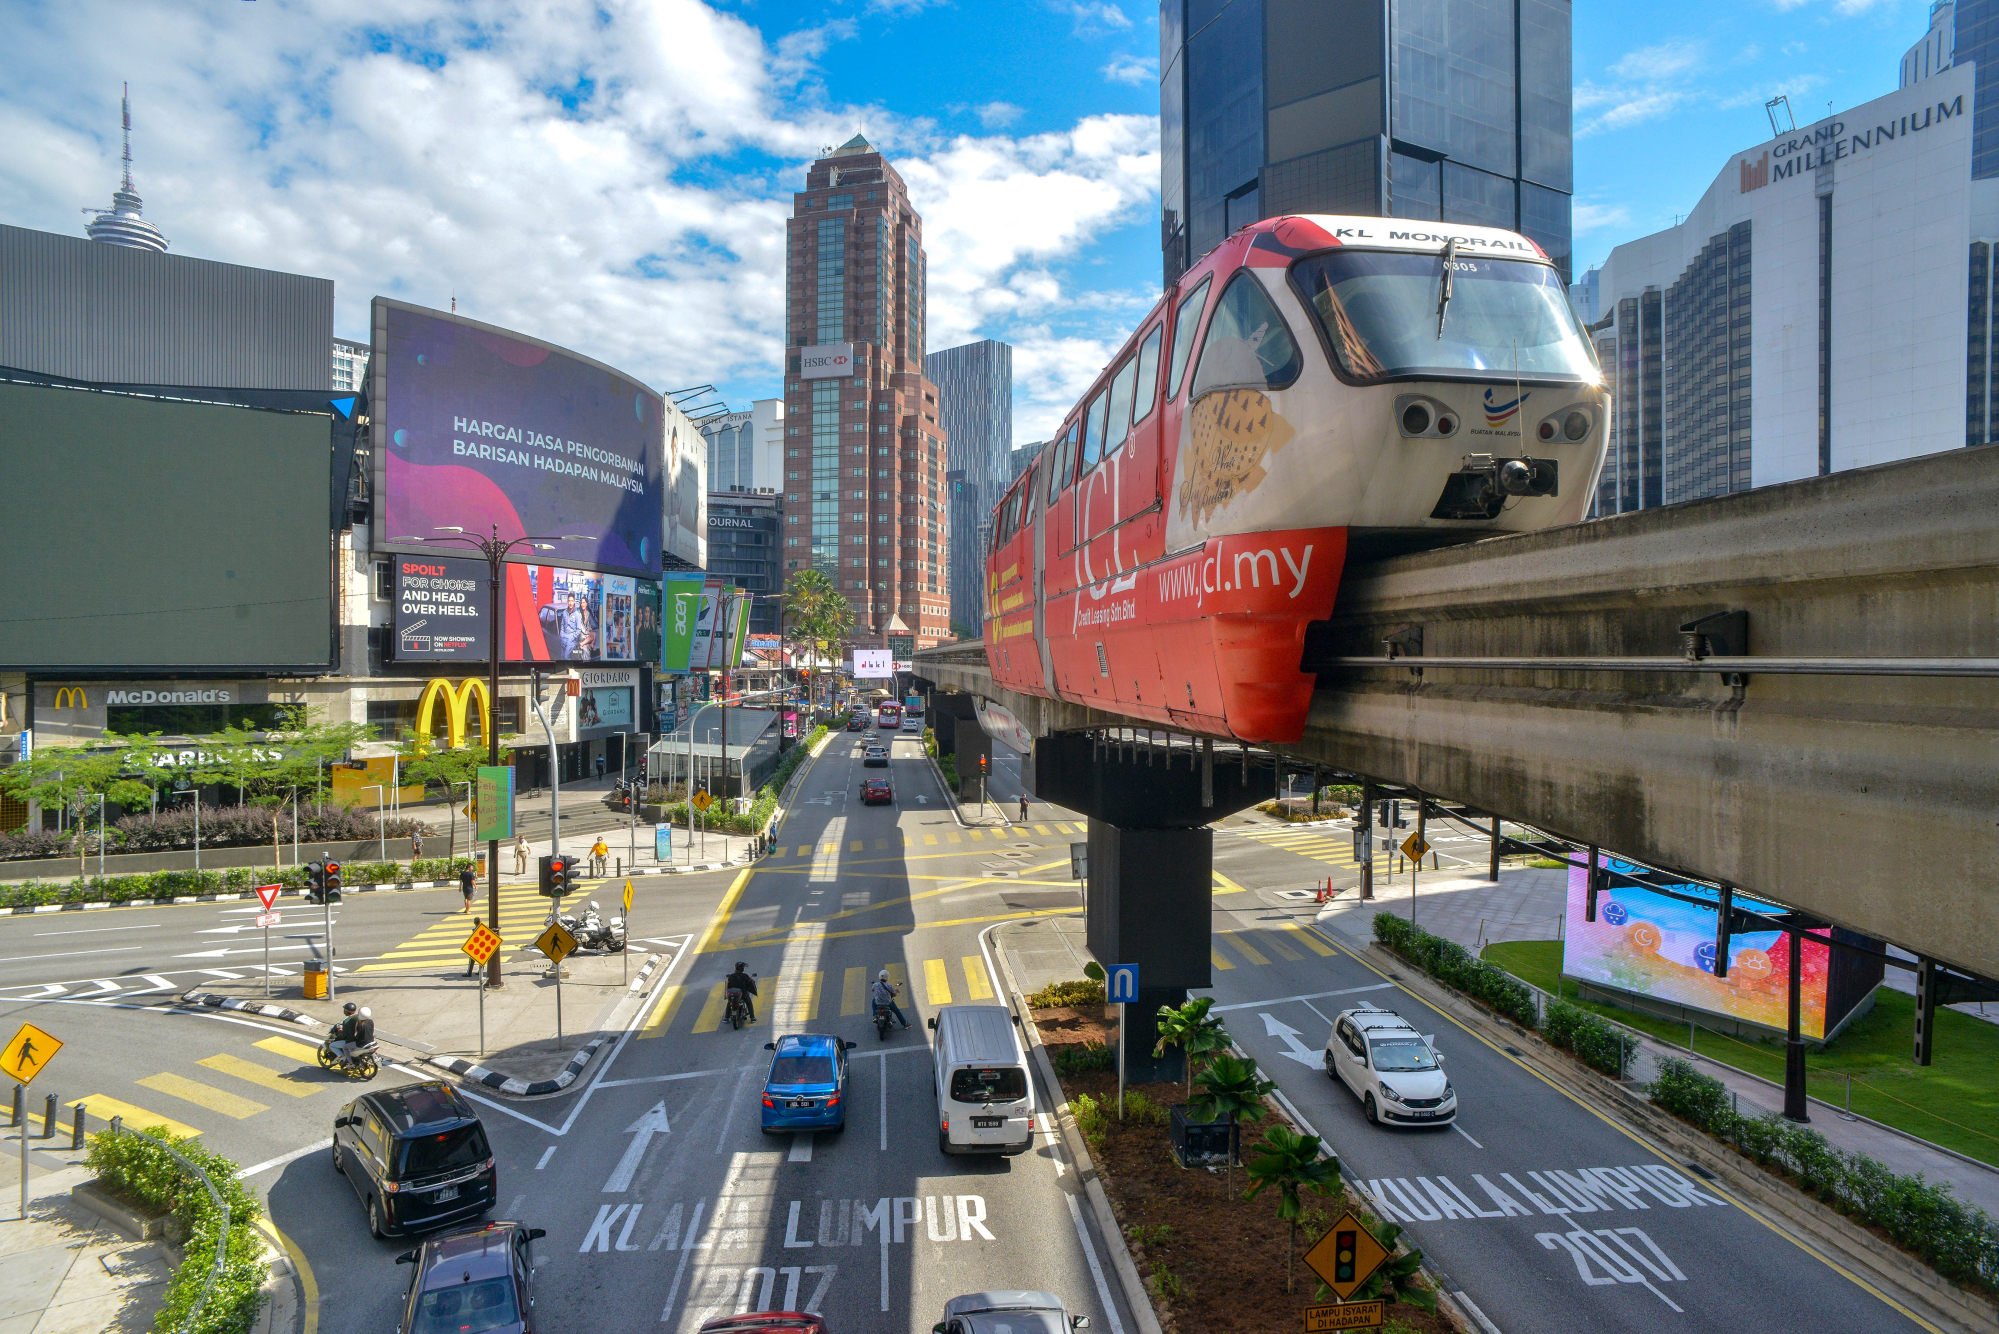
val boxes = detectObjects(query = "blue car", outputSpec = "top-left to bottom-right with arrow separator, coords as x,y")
760,1034 -> 856,1134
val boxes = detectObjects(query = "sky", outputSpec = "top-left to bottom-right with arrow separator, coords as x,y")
0,0 -> 1942,448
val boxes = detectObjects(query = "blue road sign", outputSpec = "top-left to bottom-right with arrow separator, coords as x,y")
1108,963 -> 1140,1006
655,825 -> 673,860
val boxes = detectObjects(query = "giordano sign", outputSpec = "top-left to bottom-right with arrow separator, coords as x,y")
415,678 -> 491,751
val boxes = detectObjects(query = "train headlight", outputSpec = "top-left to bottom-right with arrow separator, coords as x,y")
1396,396 -> 1457,438
1563,410 -> 1591,441
1401,402 -> 1432,436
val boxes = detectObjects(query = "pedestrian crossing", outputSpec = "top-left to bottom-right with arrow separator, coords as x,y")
65,1034 -> 343,1144
354,887 -> 559,974
1227,821 -> 1364,869
1208,923 -> 1338,972
781,821 -> 1087,858
637,954 -> 998,1039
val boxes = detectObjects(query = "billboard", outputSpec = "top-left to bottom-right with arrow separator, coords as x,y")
0,382 -> 333,671
800,342 -> 855,380
1561,858 -> 1833,1039
393,555 -> 488,660
663,404 -> 706,570
660,573 -> 705,673
634,579 -> 661,663
853,649 -> 894,679
688,584 -> 751,670
496,562 -> 643,662
372,299 -> 664,578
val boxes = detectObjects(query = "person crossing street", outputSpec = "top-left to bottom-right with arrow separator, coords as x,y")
590,836 -> 609,877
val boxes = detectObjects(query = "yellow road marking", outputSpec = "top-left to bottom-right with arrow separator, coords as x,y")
875,839 -> 889,850
136,1072 -> 269,1120
690,982 -> 731,1034
254,1036 -> 324,1065
639,985 -> 688,1039
1284,923 -> 1336,957
69,1095 -> 197,1140
1033,824 -> 1052,835
1263,932 -> 1304,962
736,905 -> 1084,950
923,834 -> 938,846
1210,947 -> 1235,971
842,967 -> 867,1016
694,866 -> 755,957
1220,933 -> 1269,966
850,839 -> 863,853
794,845 -> 811,857
924,958 -> 953,1006
785,971 -> 822,1022
962,956 -> 994,1000
261,1219 -> 318,1334
1213,870 -> 1247,895
198,1054 -> 317,1099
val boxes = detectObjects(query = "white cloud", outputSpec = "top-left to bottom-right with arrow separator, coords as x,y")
1571,202 -> 1633,235
1609,40 -> 1702,83
1103,53 -> 1156,86
973,101 -> 1023,129
0,0 -> 1158,436
1050,1 -> 1134,32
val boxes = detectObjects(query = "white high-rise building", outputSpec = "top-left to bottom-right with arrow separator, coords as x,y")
699,397 -> 784,493
330,337 -> 368,393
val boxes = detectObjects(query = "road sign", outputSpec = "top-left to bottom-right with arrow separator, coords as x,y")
255,911 -> 280,929
1107,963 -> 1140,1005
1303,1300 -> 1386,1331
462,924 -> 503,966
1304,1211 -> 1390,1302
1399,831 -> 1429,863
254,883 -> 282,911
691,790 -> 713,813
534,921 -> 578,965
14,730 -> 29,761
621,879 -> 634,916
0,1022 -> 63,1086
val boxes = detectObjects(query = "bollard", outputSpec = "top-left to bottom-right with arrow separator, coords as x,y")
70,1105 -> 84,1151
109,1116 -> 122,1138
40,1094 -> 55,1139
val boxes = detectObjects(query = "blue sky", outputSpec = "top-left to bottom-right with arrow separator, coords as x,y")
0,0 -> 1942,446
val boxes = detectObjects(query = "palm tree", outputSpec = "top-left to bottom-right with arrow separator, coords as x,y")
1153,996 -> 1228,1098
1188,1051 -> 1275,1168
782,569 -> 857,702
1244,1125 -> 1342,1292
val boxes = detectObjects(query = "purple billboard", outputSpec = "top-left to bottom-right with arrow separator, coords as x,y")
371,299 -> 664,578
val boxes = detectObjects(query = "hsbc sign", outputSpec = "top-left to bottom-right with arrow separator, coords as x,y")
800,342 -> 855,380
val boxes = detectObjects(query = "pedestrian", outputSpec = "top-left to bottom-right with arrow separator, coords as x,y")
410,826 -> 423,860
595,753 -> 606,780
459,864 -> 475,913
466,917 -> 484,976
1018,794 -> 1029,824
590,836 -> 609,877
513,837 -> 529,876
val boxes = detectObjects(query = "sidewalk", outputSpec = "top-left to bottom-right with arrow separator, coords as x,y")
0,1158 -> 171,1334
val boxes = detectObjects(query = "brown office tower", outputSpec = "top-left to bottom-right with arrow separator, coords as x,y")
782,135 -> 951,651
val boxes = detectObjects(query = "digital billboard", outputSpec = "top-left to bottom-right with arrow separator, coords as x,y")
393,555 -> 488,660
853,649 -> 893,680
634,580 -> 661,663
0,382 -> 333,671
660,573 -> 704,673
372,299 -> 664,578
395,557 -> 644,663
1561,858 -> 1833,1038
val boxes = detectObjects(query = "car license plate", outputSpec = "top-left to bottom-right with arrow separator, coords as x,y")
791,1098 -> 813,1109
436,1186 -> 459,1202
1404,1110 -> 1439,1120
972,1116 -> 1003,1129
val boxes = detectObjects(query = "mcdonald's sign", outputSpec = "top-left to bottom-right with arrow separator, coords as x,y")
415,678 -> 491,751
52,688 -> 88,710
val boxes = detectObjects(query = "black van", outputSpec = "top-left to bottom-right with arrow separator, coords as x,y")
332,1082 -> 497,1238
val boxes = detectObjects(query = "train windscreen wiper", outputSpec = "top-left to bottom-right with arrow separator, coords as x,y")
1435,237 -> 1457,339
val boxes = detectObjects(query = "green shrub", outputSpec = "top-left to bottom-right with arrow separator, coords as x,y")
1123,1089 -> 1170,1126
1071,1092 -> 1108,1147
86,1129 -> 267,1334
939,753 -> 959,790
1543,999 -> 1639,1078
1050,1042 -> 1115,1076
1028,978 -> 1107,1007
1372,913 -> 1537,1028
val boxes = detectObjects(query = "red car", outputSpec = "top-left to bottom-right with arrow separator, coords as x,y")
860,778 -> 893,806
697,1316 -> 827,1334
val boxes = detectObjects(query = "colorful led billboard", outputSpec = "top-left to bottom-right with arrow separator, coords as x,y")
372,299 -> 664,578
1561,858 -> 1833,1038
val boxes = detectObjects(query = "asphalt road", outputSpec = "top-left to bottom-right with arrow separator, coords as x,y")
0,729 -> 1130,1334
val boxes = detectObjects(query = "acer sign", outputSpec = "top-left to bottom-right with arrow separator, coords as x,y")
800,342 -> 855,380
852,649 -> 893,679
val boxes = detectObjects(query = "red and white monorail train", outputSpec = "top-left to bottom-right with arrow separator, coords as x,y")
983,214 -> 1608,745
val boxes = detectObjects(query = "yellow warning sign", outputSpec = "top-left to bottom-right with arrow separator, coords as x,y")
461,924 -> 503,966
1303,1210 -> 1390,1302
1303,1300 -> 1386,1331
621,878 -> 634,916
1399,831 -> 1429,863
534,921 -> 578,965
0,1022 -> 63,1087
691,790 -> 713,813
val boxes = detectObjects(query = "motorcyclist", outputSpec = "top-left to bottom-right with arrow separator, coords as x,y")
354,1006 -> 377,1053
725,961 -> 758,1022
328,1002 -> 360,1063
871,969 -> 909,1030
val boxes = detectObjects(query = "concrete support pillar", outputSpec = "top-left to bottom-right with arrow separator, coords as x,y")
1083,820 -> 1213,1083
1359,781 -> 1375,900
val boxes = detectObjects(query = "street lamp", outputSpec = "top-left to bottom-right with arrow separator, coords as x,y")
92,793 -> 106,878
395,525 -> 584,990
617,730 -> 651,868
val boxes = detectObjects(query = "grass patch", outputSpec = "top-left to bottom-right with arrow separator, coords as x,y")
1482,939 -> 1999,1168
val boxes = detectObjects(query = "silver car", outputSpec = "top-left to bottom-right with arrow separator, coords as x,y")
1323,1005 -> 1456,1126
932,1290 -> 1091,1334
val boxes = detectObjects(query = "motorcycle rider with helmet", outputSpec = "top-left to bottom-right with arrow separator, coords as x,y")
871,970 -> 910,1030
328,1002 -> 362,1064
724,961 -> 758,1023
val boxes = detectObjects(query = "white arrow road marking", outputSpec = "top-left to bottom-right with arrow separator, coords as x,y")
197,924 -> 261,935
122,975 -> 176,996
1259,1011 -> 1323,1067
173,945 -> 316,959
76,980 -> 122,995
787,1134 -> 813,1164
603,1100 -> 671,1193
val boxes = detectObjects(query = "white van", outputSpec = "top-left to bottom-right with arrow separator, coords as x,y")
928,1004 -> 1035,1156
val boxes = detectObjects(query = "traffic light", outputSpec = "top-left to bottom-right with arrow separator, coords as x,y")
539,854 -> 576,898
307,861 -> 325,901
978,754 -> 989,774
322,860 -> 342,899
1334,1230 -> 1357,1284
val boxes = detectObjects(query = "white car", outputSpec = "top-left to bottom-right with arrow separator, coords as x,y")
1323,1006 -> 1456,1127
932,1291 -> 1090,1333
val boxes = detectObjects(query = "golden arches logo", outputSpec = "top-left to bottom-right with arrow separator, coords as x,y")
52,688 -> 89,710
415,678 -> 490,751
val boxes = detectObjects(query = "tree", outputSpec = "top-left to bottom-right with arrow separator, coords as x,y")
1188,1051 -> 1275,1168
1244,1125 -> 1342,1292
401,743 -> 487,858
782,568 -> 858,700
0,732 -> 165,869
1153,995 -> 1228,1098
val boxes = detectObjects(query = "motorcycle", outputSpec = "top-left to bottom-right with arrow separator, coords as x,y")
317,1030 -> 379,1080
577,900 -> 627,953
874,1002 -> 895,1042
725,974 -> 758,1030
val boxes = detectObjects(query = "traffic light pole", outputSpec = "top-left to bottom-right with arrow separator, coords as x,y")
485,553 -> 504,988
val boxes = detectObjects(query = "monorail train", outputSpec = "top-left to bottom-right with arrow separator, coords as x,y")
983,214 -> 1609,745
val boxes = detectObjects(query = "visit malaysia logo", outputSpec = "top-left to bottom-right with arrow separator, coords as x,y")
1482,388 -> 1530,427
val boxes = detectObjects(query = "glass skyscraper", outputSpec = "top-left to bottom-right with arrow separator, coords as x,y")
1160,0 -> 1574,284
924,338 -> 1012,635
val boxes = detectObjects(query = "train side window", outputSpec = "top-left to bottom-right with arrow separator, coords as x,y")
1101,354 -> 1139,457
1080,387 -> 1111,470
1189,272 -> 1303,400
1046,423 -> 1078,505
1166,277 -> 1213,399
1130,325 -> 1163,425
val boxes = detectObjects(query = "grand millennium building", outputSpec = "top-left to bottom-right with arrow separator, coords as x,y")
1574,4 -> 1997,516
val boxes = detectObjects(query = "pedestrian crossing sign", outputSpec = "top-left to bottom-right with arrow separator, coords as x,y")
535,921 -> 579,965
622,879 -> 634,916
1399,831 -> 1429,863
1,1022 -> 63,1086
461,925 -> 503,966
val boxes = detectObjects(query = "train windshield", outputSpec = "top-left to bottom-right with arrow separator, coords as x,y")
1292,250 -> 1597,384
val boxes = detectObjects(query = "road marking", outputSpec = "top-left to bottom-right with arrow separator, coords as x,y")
1064,1190 -> 1126,1334
1209,982 -> 1395,1013
1282,923 -> 1337,957
136,1072 -> 269,1120
537,1145 -> 557,1169
923,958 -> 953,1006
197,1053 -> 317,1098
690,982 -> 731,1034
788,1134 -> 813,1163
849,839 -> 863,853
1210,947 -> 1234,971
261,1217 -> 318,1334
1453,1123 -> 1485,1149
693,867 -> 756,958
842,967 -> 867,1017
1213,870 -> 1247,895
1262,931 -> 1304,962
254,1035 -> 324,1065
33,923 -> 161,936
784,970 -> 822,1023
922,834 -> 938,846
1219,932 -> 1270,966
69,1094 -> 197,1140
0,946 -> 141,964
1033,824 -> 1053,835
962,955 -> 994,1001
639,986 -> 688,1039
